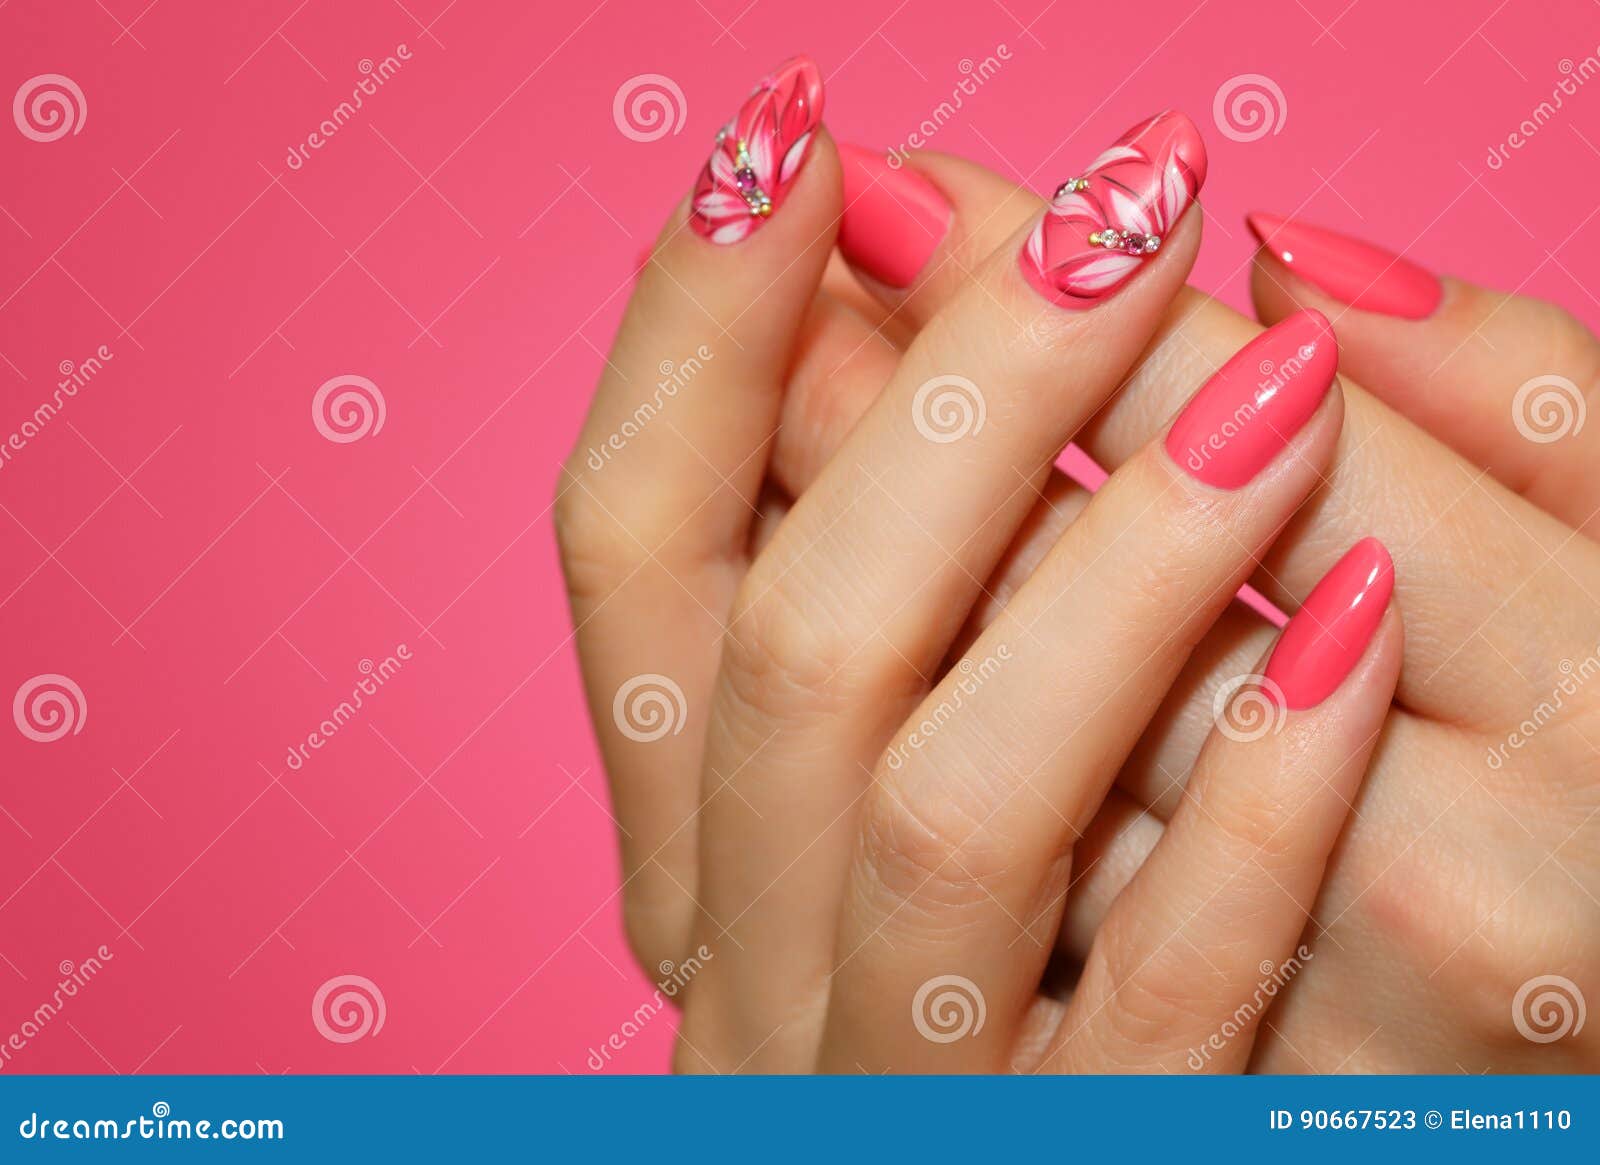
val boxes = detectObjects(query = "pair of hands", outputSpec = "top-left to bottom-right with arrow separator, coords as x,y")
558,57 -> 1599,1072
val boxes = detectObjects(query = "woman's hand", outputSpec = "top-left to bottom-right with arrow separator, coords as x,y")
768,142 -> 1600,1070
557,58 -> 1406,1072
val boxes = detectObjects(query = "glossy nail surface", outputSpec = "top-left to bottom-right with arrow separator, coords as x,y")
1021,111 -> 1207,308
691,56 -> 824,244
1247,212 -> 1442,319
1265,538 -> 1394,710
837,144 -> 952,288
1166,310 -> 1338,489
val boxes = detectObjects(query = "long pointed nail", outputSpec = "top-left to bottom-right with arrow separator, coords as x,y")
1247,213 -> 1442,319
1021,111 -> 1207,308
1265,538 -> 1394,710
1166,310 -> 1339,488
690,56 -> 824,245
837,144 -> 952,288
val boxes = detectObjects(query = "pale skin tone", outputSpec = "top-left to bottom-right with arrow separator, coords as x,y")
557,136 -> 1600,1072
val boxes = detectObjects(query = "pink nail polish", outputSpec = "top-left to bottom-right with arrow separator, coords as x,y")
690,56 -> 824,245
1020,111 -> 1207,308
1247,212 -> 1442,320
837,144 -> 952,289
1166,310 -> 1338,489
1264,538 -> 1394,710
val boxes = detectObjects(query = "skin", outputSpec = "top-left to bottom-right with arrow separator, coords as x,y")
557,139 -> 1600,1073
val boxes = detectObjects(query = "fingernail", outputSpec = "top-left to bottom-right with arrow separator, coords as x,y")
1264,538 -> 1394,710
837,144 -> 952,288
1166,309 -> 1338,488
1020,110 -> 1207,308
690,56 -> 825,245
1247,213 -> 1442,319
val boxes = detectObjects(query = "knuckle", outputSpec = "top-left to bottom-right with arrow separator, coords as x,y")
1086,915 -> 1219,1051
859,779 -> 1022,912
722,568 -> 868,717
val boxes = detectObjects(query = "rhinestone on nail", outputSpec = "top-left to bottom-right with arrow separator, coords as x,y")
1053,176 -> 1090,199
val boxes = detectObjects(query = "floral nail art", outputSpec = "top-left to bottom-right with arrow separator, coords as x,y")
1020,111 -> 1207,308
690,56 -> 824,244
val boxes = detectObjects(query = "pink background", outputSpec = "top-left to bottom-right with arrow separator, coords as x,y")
1,0 -> 1596,1074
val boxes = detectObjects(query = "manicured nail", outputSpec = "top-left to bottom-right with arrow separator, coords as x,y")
1246,213 -> 1442,319
837,144 -> 952,288
1020,111 -> 1207,308
1166,310 -> 1338,489
1264,538 -> 1394,710
690,56 -> 824,245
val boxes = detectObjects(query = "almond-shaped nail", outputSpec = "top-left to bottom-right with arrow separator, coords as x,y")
1265,538 -> 1394,710
690,56 -> 824,244
1021,111 -> 1207,308
1166,310 -> 1338,488
1247,212 -> 1442,320
837,144 -> 952,288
